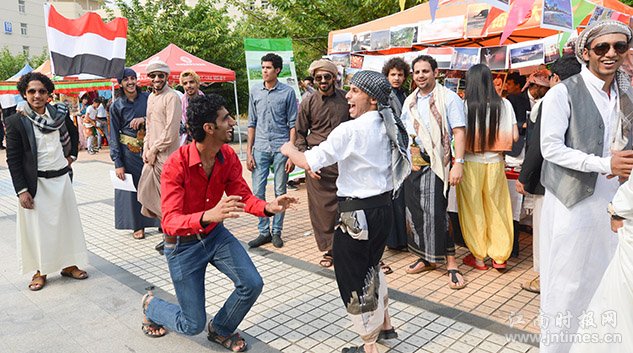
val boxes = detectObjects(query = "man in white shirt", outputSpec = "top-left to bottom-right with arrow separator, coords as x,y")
539,20 -> 633,353
282,70 -> 409,353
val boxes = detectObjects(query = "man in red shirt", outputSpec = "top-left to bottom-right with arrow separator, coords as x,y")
141,93 -> 296,352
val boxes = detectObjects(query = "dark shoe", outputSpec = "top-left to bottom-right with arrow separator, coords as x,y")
271,233 -> 284,248
155,241 -> 165,256
377,328 -> 398,340
0,145 -> 6,150
286,181 -> 298,190
248,233 -> 272,248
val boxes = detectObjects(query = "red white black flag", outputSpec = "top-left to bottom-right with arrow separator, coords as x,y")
44,4 -> 127,78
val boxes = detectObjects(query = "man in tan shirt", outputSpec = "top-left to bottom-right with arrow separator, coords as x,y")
138,60 -> 182,219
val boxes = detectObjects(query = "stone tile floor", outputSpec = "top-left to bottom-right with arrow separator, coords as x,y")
0,148 -> 540,352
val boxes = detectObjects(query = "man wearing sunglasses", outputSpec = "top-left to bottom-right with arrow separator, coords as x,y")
539,20 -> 633,353
138,60 -> 182,220
5,71 -> 88,291
295,59 -> 349,268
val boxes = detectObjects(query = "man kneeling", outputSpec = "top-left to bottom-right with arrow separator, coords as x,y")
141,93 -> 297,352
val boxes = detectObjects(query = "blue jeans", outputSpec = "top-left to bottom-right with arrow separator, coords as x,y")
146,224 -> 263,337
251,150 -> 288,236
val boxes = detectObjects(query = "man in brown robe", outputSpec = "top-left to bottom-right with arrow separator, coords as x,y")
295,59 -> 349,267
138,60 -> 182,219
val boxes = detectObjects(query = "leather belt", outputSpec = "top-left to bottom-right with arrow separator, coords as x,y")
338,191 -> 392,213
37,166 -> 69,179
164,233 -> 208,244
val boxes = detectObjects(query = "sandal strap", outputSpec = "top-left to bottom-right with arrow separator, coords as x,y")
221,333 -> 246,351
409,257 -> 430,269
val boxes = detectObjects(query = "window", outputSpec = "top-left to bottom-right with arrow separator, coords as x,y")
22,46 -> 29,56
18,0 -> 25,13
20,22 -> 27,35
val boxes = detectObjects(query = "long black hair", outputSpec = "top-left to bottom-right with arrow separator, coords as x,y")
464,64 -> 502,152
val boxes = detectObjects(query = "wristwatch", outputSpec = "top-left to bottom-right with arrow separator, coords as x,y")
454,158 -> 465,164
608,202 -> 625,220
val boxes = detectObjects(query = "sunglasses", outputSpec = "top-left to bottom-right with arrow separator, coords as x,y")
590,41 -> 629,56
148,72 -> 166,79
26,88 -> 48,95
314,74 -> 333,81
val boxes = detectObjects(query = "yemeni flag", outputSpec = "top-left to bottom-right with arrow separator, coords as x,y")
44,4 -> 127,78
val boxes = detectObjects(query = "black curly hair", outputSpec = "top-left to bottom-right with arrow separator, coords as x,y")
186,93 -> 228,142
382,57 -> 411,79
16,72 -> 55,98
261,53 -> 283,70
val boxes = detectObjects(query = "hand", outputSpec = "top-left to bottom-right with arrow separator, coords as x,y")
448,163 -> 463,186
516,180 -> 526,195
66,157 -> 74,167
18,192 -> 34,209
115,167 -> 126,180
610,150 -> 633,178
306,167 -> 321,180
285,159 -> 295,173
280,141 -> 297,157
246,153 -> 256,172
144,150 -> 157,165
130,117 -> 145,130
265,194 -> 299,214
611,218 -> 624,233
201,195 -> 246,224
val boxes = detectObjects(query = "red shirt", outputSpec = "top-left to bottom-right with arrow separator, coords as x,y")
161,143 -> 267,236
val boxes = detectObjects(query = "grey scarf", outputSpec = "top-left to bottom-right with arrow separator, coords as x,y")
22,103 -> 72,157
378,103 -> 411,196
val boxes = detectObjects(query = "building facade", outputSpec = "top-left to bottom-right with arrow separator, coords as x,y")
0,0 -> 47,57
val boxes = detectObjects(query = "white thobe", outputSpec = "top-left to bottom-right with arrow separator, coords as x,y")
16,112 -> 88,275
539,67 -> 620,353
570,176 -> 633,352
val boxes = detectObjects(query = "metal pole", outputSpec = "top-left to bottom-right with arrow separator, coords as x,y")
233,80 -> 244,160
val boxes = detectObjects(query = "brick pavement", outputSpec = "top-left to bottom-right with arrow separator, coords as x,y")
0,148 -> 541,352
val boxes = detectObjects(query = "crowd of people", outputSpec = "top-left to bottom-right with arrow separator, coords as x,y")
2,18 -> 633,353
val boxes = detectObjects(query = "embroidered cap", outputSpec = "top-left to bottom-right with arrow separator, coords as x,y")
349,70 -> 391,105
146,60 -> 171,75
308,59 -> 338,77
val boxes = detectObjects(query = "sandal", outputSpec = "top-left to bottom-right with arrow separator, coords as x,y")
521,276 -> 540,293
378,327 -> 398,340
133,229 -> 145,240
342,345 -> 365,353
28,271 -> 47,291
141,289 -> 167,338
208,327 -> 248,352
142,321 -> 166,338
447,269 -> 466,290
405,258 -> 436,274
462,254 -> 488,271
60,266 -> 89,280
379,260 -> 393,275
492,260 -> 507,270
319,252 -> 333,268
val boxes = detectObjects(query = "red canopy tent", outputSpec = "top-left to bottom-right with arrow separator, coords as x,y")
131,43 -> 236,84
131,44 -> 243,154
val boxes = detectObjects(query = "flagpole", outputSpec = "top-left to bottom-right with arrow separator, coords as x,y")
233,80 -> 244,160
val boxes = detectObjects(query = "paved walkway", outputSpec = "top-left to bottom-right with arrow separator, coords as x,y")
0,149 -> 540,353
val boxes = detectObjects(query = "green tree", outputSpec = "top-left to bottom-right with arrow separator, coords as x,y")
112,0 -> 246,111
0,48 -> 48,82
229,0 -> 418,77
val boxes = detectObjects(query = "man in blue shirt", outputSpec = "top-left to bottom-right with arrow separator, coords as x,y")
247,53 -> 297,248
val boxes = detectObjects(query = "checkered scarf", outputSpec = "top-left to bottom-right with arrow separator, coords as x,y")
351,71 -> 411,195
22,103 -> 72,157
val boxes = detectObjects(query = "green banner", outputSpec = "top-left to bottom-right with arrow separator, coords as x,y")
243,38 -> 302,101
